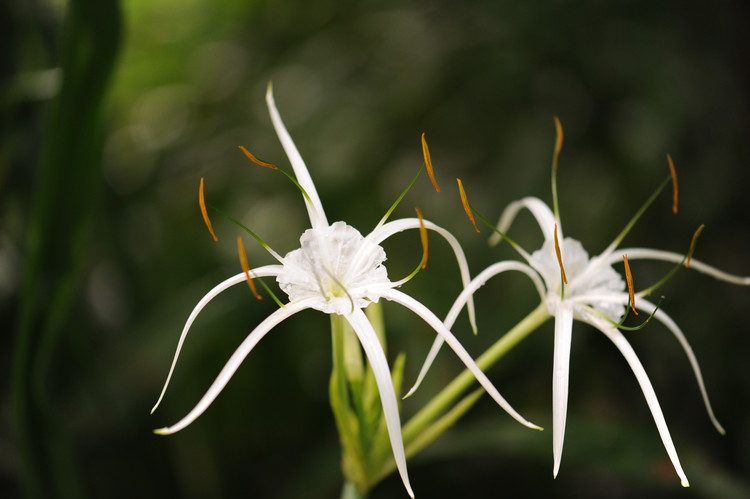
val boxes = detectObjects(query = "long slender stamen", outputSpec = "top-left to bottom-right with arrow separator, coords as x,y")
603,175 -> 672,255
667,154 -> 678,214
686,224 -> 704,268
622,254 -> 639,315
237,236 -> 263,300
238,145 -> 314,206
199,178 -> 219,242
457,178 -> 480,233
551,116 -> 563,222
415,207 -> 429,269
638,224 -> 706,298
554,223 -> 568,286
209,205 -> 284,263
422,133 -> 440,193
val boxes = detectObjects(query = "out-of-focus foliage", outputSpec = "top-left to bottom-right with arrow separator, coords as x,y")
2,0 -> 749,497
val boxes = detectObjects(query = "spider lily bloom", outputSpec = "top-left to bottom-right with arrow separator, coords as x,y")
151,85 -> 539,498
409,121 -> 750,488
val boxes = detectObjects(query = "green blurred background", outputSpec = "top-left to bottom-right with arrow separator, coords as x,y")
2,0 -> 749,497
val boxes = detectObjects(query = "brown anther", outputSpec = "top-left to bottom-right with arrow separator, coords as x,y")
553,224 -> 568,284
237,236 -> 262,300
457,178 -> 480,233
686,224 -> 705,268
238,145 -> 278,170
199,178 -> 219,242
622,254 -> 639,315
421,133 -> 440,192
415,207 -> 429,269
667,154 -> 678,214
553,116 -> 564,169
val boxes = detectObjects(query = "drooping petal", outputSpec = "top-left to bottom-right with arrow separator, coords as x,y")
638,298 -> 725,434
384,289 -> 542,430
489,197 -> 558,249
154,299 -> 311,434
551,304 -> 574,478
587,315 -> 690,487
152,266 -> 283,413
405,261 -> 546,398
265,84 -> 329,230
368,217 -> 478,332
607,248 -> 750,286
345,309 -> 414,498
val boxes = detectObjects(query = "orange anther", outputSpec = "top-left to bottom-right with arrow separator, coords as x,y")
667,154 -> 678,214
686,224 -> 705,268
415,207 -> 429,269
421,133 -> 440,192
553,116 -> 564,170
622,254 -> 639,315
457,178 -> 480,233
554,224 -> 568,284
199,178 -> 219,242
237,236 -> 262,300
238,145 -> 278,170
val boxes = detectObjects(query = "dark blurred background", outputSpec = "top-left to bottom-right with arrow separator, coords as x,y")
2,0 -> 749,497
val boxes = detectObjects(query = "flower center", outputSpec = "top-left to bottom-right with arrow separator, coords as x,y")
530,236 -> 626,320
277,221 -> 391,314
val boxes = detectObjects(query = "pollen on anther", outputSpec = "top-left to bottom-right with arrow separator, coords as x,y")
421,133 -> 440,192
237,236 -> 262,300
553,116 -> 564,169
553,224 -> 568,284
199,178 -> 219,242
667,154 -> 678,214
622,254 -> 639,315
457,178 -> 480,233
239,145 -> 278,170
686,224 -> 705,268
415,207 -> 429,269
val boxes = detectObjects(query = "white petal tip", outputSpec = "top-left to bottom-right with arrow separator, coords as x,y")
266,81 -> 273,96
681,479 -> 690,488
529,423 -> 544,431
402,387 -> 417,400
153,428 -> 170,436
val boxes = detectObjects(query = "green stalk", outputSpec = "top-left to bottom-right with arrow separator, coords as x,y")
402,302 -> 550,445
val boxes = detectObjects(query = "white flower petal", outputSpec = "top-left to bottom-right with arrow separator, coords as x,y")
152,266 -> 283,413
369,217 -> 478,332
345,309 -> 414,498
489,196 -> 558,248
154,299 -> 311,434
552,304 -> 574,478
588,315 -> 690,487
609,248 -> 750,286
638,298 -> 725,435
265,84 -> 329,230
404,261 -> 545,398
384,289 -> 542,430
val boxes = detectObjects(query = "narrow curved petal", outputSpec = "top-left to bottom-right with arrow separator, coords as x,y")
265,85 -> 329,230
368,217 -> 478,332
154,299 -> 311,434
588,315 -> 690,487
384,289 -> 542,430
608,248 -> 750,286
490,197 -> 558,247
552,304 -> 574,479
404,261 -> 546,398
152,266 -> 283,413
345,309 -> 414,499
638,298 -> 725,435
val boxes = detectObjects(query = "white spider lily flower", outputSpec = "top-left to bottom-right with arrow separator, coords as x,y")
409,130 -> 749,487
151,85 -> 539,498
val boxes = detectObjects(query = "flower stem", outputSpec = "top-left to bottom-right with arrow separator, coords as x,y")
402,302 -> 550,447
340,481 -> 368,499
